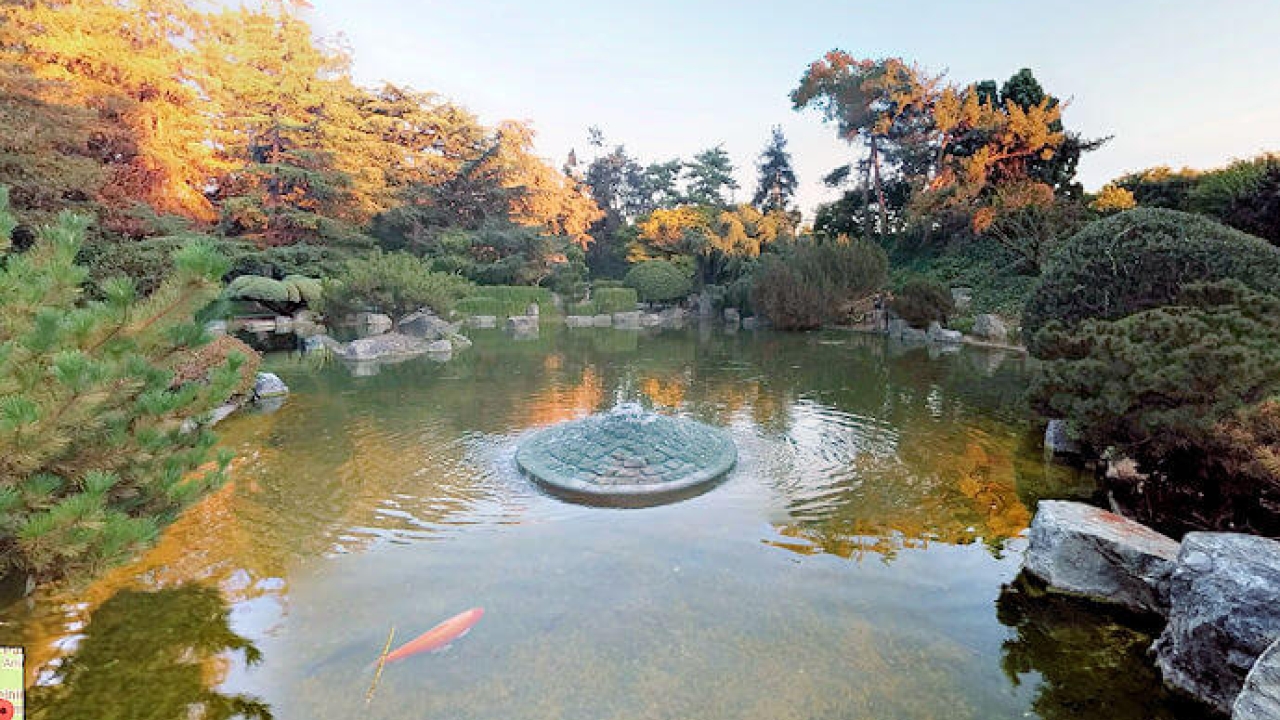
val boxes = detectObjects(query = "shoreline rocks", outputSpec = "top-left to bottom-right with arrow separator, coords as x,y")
1234,637 -> 1280,719
1025,500 -> 1180,615
1022,501 -> 1280,716
1154,533 -> 1280,715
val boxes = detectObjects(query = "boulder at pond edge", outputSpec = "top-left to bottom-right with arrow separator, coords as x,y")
1155,532 -> 1280,715
1024,500 -> 1180,616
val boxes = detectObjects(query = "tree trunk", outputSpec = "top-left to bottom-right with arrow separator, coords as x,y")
870,135 -> 889,237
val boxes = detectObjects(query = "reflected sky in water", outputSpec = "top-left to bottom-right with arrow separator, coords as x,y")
0,327 -> 1196,720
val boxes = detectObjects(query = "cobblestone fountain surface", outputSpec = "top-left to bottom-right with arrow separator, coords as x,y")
516,404 -> 737,503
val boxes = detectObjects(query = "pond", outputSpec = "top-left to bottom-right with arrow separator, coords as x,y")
0,327 -> 1201,720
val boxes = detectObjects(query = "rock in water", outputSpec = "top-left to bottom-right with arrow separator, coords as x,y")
344,332 -> 431,360
354,312 -> 392,334
927,321 -> 963,344
1235,637 -> 1280,720
1024,500 -> 1180,615
398,310 -> 455,340
972,314 -> 1009,343
253,372 -> 289,400
506,315 -> 539,334
612,311 -> 642,329
1155,532 -> 1280,714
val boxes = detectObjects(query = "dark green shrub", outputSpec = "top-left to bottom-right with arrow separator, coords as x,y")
751,239 -> 887,329
750,256 -> 826,329
624,260 -> 693,303
1188,154 -> 1280,244
223,274 -> 322,315
566,300 -> 597,316
890,278 -> 954,329
592,287 -> 638,314
1031,281 -> 1280,535
317,250 -> 473,320
1024,208 -> 1280,352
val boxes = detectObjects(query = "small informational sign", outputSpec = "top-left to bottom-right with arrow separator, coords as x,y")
0,647 -> 22,720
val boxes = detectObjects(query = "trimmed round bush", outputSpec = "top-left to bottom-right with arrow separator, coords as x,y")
1024,208 -> 1280,352
592,287 -> 639,313
624,260 -> 692,303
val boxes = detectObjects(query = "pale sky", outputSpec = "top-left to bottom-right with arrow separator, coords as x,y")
310,0 -> 1280,218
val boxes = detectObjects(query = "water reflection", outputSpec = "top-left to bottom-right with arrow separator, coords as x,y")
997,576 -> 1199,720
0,328 -> 1174,720
28,587 -> 270,720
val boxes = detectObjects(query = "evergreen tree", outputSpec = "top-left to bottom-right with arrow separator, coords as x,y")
751,126 -> 798,213
683,145 -> 739,207
0,189 -> 245,583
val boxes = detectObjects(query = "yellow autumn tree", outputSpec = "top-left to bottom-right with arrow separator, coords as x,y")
1,0 -> 225,228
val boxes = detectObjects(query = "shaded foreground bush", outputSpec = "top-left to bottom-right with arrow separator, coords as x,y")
1032,281 -> 1280,535
1027,210 -> 1280,536
0,193 -> 247,583
751,239 -> 887,330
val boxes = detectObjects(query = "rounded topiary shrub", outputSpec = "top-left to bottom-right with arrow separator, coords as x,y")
890,278 -> 954,329
624,260 -> 692,304
1024,208 -> 1280,353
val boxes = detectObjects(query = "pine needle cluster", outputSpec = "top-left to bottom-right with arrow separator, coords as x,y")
0,189 -> 244,584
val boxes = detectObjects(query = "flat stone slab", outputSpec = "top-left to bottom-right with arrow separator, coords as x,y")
516,404 -> 736,506
1025,500 -> 1180,615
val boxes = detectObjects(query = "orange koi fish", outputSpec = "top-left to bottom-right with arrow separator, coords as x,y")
383,608 -> 484,663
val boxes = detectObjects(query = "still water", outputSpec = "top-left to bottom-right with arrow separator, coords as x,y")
1,327 -> 1198,719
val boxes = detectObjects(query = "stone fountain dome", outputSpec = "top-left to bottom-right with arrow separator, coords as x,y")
516,403 -> 737,506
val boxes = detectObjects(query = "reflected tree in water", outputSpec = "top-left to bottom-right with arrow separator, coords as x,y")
29,587 -> 271,720
996,576 -> 1200,720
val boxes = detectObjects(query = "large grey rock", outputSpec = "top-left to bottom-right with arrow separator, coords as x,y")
426,339 -> 452,354
565,315 -> 595,328
445,332 -> 472,351
354,312 -> 393,334
697,293 -> 715,318
303,333 -> 344,354
972,314 -> 1009,343
506,315 -> 539,334
1045,419 -> 1082,455
344,332 -> 432,361
640,313 -> 665,328
927,321 -> 963,344
253,372 -> 289,400
1236,637 -> 1280,720
525,303 -> 540,317
466,315 -> 497,329
1025,500 -> 1180,615
398,310 -> 454,340
591,314 -> 613,328
613,311 -> 643,329
205,320 -> 228,336
886,317 -> 907,338
741,316 -> 759,330
723,307 -> 741,325
660,306 -> 688,328
951,286 -> 973,312
1155,533 -> 1280,715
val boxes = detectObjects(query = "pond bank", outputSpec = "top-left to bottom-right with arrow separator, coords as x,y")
1024,500 -> 1280,718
